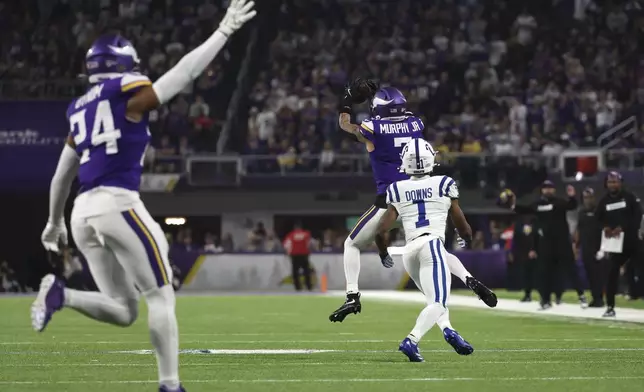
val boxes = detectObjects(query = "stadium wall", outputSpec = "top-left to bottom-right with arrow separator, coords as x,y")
173,250 -> 508,291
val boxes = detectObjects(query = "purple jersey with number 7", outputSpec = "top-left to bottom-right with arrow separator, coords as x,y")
66,73 -> 152,193
358,115 -> 424,195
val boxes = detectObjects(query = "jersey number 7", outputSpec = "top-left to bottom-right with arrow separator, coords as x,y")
70,100 -> 123,165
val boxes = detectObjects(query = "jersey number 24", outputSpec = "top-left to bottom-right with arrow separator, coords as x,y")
70,100 -> 123,165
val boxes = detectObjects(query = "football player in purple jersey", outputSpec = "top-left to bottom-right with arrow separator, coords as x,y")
35,1 -> 256,391
329,80 -> 497,330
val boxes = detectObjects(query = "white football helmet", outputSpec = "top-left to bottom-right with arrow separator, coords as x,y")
400,138 -> 436,175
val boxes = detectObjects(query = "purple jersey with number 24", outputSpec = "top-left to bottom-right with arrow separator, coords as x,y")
359,115 -> 424,195
66,73 -> 152,193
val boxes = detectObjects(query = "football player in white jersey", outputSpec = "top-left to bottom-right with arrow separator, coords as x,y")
376,138 -> 475,362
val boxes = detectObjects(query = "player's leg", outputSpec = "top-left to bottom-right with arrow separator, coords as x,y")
290,256 -> 303,291
445,252 -> 497,307
93,205 -> 182,391
537,243 -> 556,309
438,247 -> 473,355
330,206 -> 385,322
344,205 -> 383,293
402,243 -> 459,343
604,252 -> 628,317
407,251 -> 460,336
399,238 -> 447,362
30,218 -> 139,332
301,255 -> 313,291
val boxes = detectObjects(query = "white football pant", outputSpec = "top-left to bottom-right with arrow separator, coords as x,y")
402,235 -> 451,342
69,200 -> 180,390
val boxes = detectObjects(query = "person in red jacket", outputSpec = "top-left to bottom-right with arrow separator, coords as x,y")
283,221 -> 313,291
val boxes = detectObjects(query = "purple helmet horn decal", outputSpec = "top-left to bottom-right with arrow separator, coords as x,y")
371,87 -> 407,119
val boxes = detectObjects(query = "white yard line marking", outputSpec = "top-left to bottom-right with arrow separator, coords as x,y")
118,349 -> 339,355
0,340 -> 389,345
0,332 -> 359,337
4,359 -> 640,368
1,376 -> 643,385
3,347 -> 644,355
3,337 -> 644,345
339,291 -> 644,324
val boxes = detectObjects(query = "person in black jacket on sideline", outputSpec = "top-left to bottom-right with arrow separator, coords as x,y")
574,187 -> 604,307
595,171 -> 642,317
512,215 -> 538,302
500,181 -> 587,309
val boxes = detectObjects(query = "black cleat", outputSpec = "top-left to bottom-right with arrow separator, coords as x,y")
520,295 -> 532,303
329,293 -> 361,322
579,294 -> 588,309
466,277 -> 497,308
555,296 -> 562,305
603,307 -> 616,317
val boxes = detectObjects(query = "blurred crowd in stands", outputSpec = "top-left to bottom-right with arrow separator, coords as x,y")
0,0 -> 227,168
245,0 -> 644,173
165,215 -> 515,254
2,0 -> 644,180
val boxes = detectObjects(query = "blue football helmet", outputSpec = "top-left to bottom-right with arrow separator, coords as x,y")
371,87 -> 407,119
85,35 -> 140,83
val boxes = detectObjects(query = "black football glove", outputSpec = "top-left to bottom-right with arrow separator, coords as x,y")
351,77 -> 379,103
339,77 -> 380,114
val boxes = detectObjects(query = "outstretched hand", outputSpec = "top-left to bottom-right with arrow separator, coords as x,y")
345,77 -> 380,105
218,0 -> 257,36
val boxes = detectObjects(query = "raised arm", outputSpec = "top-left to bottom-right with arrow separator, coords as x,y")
338,77 -> 379,143
338,113 -> 369,143
127,0 -> 256,116
558,185 -> 578,211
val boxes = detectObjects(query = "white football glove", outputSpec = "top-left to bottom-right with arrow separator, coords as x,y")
218,0 -> 257,37
41,219 -> 68,254
456,235 -> 467,248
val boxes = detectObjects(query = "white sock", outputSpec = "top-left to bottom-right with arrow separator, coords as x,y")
407,333 -> 419,344
446,253 -> 472,284
145,285 -> 180,390
436,307 -> 454,331
64,288 -> 138,326
343,238 -> 361,293
409,303 -> 445,343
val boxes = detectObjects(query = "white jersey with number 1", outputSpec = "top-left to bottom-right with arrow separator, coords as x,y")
385,175 -> 459,243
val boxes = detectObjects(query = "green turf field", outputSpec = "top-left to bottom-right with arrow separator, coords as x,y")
1,295 -> 643,392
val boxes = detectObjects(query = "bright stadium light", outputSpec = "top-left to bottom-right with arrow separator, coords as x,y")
165,217 -> 186,226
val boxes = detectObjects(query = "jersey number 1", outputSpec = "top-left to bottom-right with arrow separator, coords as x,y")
413,200 -> 430,228
70,100 -> 122,164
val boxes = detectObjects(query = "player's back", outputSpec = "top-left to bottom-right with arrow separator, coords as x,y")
387,175 -> 458,243
359,115 -> 424,195
67,73 -> 152,194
